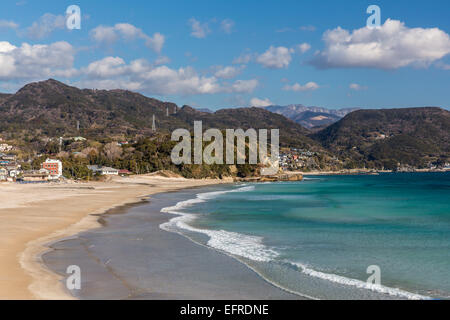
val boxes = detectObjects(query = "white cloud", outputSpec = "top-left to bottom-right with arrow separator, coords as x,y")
221,19 -> 235,34
0,42 -> 17,53
78,63 -> 221,95
233,52 -> 253,64
154,56 -> 171,65
0,41 -> 76,80
0,20 -> 19,29
311,19 -> 450,69
90,23 -> 165,53
77,57 -> 258,96
139,65 -> 222,95
250,97 -> 273,107
114,23 -> 143,38
297,43 -> 311,53
26,13 -> 65,39
299,25 -> 316,32
76,79 -> 144,92
83,57 -> 128,78
256,46 -> 293,69
349,83 -> 367,91
188,18 -> 210,38
230,79 -> 259,93
90,25 -> 118,44
283,81 -> 320,92
0,37 -> 258,97
213,65 -> 244,79
435,61 -> 450,70
145,32 -> 165,53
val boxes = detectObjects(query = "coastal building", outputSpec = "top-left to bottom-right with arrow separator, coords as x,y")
8,168 -> 21,178
88,165 -> 119,176
41,159 -> 63,178
118,169 -> 132,176
21,169 -> 51,182
1,154 -> 16,161
5,163 -> 21,178
0,168 -> 7,181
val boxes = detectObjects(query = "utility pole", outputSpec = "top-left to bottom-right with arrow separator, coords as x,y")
152,114 -> 156,132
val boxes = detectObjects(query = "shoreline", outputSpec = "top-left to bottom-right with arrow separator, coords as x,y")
3,172 -> 446,299
42,187 -> 302,300
158,194 -> 316,300
21,193 -> 155,300
0,175 -> 231,300
294,169 -> 450,176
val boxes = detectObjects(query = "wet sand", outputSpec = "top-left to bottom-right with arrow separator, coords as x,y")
43,189 -> 302,300
0,175 -> 230,299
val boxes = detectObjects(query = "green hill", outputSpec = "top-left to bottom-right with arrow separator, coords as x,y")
312,107 -> 450,168
0,79 -> 318,149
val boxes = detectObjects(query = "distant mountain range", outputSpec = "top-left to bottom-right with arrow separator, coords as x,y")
195,108 -> 214,113
264,105 -> 359,129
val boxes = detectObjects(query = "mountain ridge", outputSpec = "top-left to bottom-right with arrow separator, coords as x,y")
312,107 -> 450,168
263,104 -> 359,128
1,79 -> 448,170
0,79 -> 318,149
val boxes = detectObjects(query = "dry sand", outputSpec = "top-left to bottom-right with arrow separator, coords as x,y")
0,175 -> 230,300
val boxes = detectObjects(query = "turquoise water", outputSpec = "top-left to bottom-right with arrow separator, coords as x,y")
161,173 -> 450,300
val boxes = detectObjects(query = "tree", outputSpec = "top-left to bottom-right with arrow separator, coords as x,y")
103,142 -> 122,161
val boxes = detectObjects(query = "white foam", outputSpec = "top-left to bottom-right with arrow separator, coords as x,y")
160,185 -> 276,262
292,262 -> 431,300
161,185 -> 255,215
160,184 -> 431,300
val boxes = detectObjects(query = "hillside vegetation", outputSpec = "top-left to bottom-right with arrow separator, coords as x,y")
312,108 -> 450,169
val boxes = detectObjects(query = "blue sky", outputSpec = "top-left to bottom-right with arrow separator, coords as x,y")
0,0 -> 449,110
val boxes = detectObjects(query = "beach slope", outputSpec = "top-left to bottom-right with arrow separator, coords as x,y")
0,175 -> 228,300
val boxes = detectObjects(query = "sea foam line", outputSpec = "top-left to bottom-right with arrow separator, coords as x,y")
160,185 -> 431,300
160,185 -> 278,262
291,262 -> 431,300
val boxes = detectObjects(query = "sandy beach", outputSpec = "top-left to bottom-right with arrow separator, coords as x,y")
43,190 -> 302,300
0,174 -> 230,300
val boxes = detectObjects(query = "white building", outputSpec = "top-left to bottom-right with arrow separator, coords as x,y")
0,168 -> 7,181
41,159 -> 63,178
88,165 -> 119,176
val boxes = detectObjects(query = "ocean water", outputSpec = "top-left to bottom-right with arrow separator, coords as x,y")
161,173 -> 450,300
